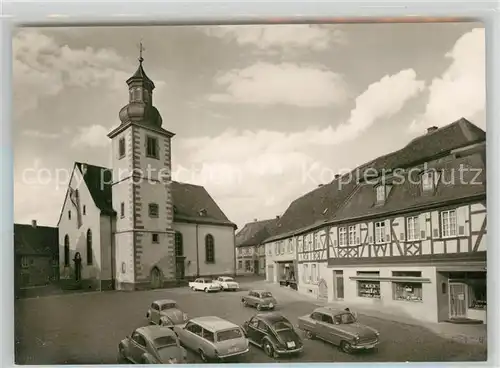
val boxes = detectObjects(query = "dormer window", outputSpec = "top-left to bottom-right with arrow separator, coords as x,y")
422,171 -> 435,192
199,208 -> 207,217
376,185 -> 386,203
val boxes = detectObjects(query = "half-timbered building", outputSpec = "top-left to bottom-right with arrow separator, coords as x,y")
235,218 -> 279,276
263,118 -> 487,323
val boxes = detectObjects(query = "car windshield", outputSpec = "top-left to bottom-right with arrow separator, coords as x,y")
273,321 -> 293,332
201,279 -> 210,283
223,277 -> 234,281
154,336 -> 177,349
261,292 -> 272,298
336,313 -> 356,324
217,328 -> 243,342
161,303 -> 176,310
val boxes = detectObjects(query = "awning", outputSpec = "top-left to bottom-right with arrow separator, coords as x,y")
349,276 -> 432,283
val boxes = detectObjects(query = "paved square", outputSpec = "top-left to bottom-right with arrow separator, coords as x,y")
15,281 -> 487,364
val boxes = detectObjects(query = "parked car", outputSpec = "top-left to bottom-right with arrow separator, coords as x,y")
213,276 -> 240,291
146,299 -> 189,328
241,290 -> 277,310
188,278 -> 221,292
118,325 -> 187,364
173,316 -> 249,362
242,313 -> 303,358
297,307 -> 380,353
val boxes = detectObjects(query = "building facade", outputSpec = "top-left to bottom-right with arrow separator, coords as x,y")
235,218 -> 279,276
264,119 -> 487,323
57,55 -> 236,291
14,221 -> 59,293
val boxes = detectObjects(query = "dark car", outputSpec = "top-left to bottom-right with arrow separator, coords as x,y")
118,326 -> 188,364
241,290 -> 277,311
242,313 -> 303,358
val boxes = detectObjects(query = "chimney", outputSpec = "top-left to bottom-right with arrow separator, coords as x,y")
276,215 -> 280,219
318,184 -> 323,187
31,220 -> 37,228
334,174 -> 340,179
254,218 -> 258,222
427,126 -> 438,134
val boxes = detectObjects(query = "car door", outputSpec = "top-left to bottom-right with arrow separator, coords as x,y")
250,292 -> 260,307
245,317 -> 261,343
318,313 -> 338,345
183,322 -> 203,350
150,303 -> 160,324
129,331 -> 148,363
313,313 -> 331,342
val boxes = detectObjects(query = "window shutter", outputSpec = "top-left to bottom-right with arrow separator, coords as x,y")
356,237 -> 360,245
419,214 -> 426,239
457,206 -> 467,236
385,234 -> 390,242
368,236 -> 373,244
432,211 -> 440,239
333,239 -> 337,247
458,226 -> 465,236
400,233 -> 405,241
433,229 -> 439,238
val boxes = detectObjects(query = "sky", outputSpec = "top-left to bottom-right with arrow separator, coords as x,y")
13,22 -> 486,230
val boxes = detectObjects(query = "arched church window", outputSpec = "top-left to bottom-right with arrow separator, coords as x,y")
175,232 -> 183,257
205,234 -> 215,263
64,235 -> 70,266
131,87 -> 142,101
86,229 -> 93,265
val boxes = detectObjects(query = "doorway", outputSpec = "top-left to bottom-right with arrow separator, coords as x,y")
175,257 -> 185,280
449,282 -> 468,319
151,267 -> 163,289
254,260 -> 259,275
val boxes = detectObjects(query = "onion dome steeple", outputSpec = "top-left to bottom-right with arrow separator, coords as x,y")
118,43 -> 162,128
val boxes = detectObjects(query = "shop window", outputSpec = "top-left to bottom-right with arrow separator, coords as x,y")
245,260 -> 251,272
357,271 -> 380,298
392,271 -> 423,302
238,260 -> 242,269
467,275 -> 487,310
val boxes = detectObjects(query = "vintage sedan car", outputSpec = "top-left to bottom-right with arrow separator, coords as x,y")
118,325 -> 188,364
146,299 -> 189,328
241,290 -> 277,310
189,278 -> 221,292
173,316 -> 249,362
242,313 -> 303,358
213,276 -> 240,291
298,307 -> 380,354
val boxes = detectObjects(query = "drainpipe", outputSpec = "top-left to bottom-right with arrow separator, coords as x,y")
110,215 -> 115,290
195,224 -> 200,277
233,228 -> 236,278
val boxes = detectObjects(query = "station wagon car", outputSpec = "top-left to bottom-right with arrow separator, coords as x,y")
173,316 -> 249,362
213,276 -> 240,291
241,290 -> 277,311
146,299 -> 189,328
189,278 -> 221,292
242,313 -> 303,358
118,326 -> 187,364
298,307 -> 380,354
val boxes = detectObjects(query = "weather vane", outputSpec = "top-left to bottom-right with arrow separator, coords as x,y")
138,41 -> 145,63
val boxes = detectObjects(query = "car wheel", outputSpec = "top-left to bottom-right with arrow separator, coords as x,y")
256,304 -> 262,311
204,288 -> 209,293
199,349 -> 209,362
340,340 -> 353,354
304,330 -> 315,340
263,340 -> 277,358
191,286 -> 195,291
243,300 -> 248,307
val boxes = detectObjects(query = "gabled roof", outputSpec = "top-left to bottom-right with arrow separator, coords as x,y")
14,223 -> 58,256
263,118 -> 486,242
75,162 -> 115,216
171,181 -> 236,228
235,218 -> 280,247
333,152 -> 486,222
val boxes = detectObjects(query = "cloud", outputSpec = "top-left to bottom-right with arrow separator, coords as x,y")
22,129 -> 63,139
72,124 -> 110,148
410,28 -> 485,132
13,29 -> 132,116
201,24 -> 347,51
178,68 -> 424,227
208,62 -> 347,107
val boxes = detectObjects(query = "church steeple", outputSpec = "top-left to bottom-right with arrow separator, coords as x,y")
118,43 -> 162,128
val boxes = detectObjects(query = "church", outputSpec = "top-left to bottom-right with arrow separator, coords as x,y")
57,52 -> 237,291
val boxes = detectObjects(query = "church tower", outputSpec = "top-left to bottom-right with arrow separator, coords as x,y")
108,45 -> 175,290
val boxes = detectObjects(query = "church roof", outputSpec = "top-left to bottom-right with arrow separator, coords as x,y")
171,181 -> 237,228
236,218 -> 280,247
75,162 -> 115,216
264,118 -> 486,243
14,223 -> 58,256
68,163 -> 236,228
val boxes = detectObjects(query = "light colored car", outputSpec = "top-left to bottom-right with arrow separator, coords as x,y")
146,299 -> 189,328
118,325 -> 188,364
298,307 -> 380,354
189,278 -> 221,292
213,276 -> 240,291
241,290 -> 277,310
173,316 -> 249,362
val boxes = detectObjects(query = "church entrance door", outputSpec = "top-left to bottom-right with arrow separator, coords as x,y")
151,267 -> 162,289
175,257 -> 185,280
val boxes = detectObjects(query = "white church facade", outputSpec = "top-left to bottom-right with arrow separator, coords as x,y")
57,54 -> 237,291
